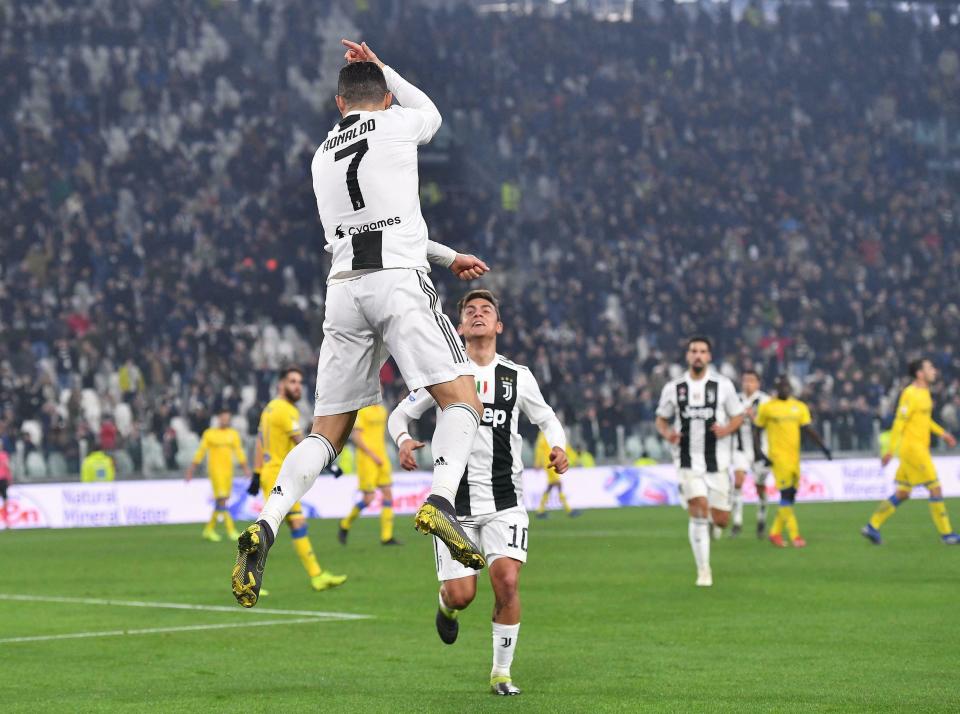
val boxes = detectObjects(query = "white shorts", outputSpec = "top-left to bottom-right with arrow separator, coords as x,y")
314,269 -> 474,415
677,469 -> 731,512
433,507 -> 529,582
732,451 -> 752,473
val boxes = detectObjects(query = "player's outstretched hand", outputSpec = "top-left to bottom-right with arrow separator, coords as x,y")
880,453 -> 893,467
398,439 -> 426,471
247,473 -> 261,496
664,430 -> 681,445
944,433 -> 958,449
342,39 -> 384,68
450,253 -> 490,281
549,446 -> 569,474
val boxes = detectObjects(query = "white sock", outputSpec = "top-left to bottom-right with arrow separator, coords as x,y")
732,487 -> 743,527
689,517 -> 710,572
429,403 -> 480,504
757,491 -> 767,523
491,622 -> 520,678
259,434 -> 336,536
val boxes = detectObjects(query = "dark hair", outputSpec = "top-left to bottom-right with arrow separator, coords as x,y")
279,365 -> 304,381
458,289 -> 501,319
908,358 -> 928,378
742,369 -> 760,380
686,335 -> 712,352
337,62 -> 388,105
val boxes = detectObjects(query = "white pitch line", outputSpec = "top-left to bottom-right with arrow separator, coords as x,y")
0,617 -> 331,644
0,593 -> 372,620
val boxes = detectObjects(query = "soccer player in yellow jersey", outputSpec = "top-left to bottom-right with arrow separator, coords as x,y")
534,432 -> 580,518
186,408 -> 249,542
338,403 -> 401,545
246,366 -> 347,593
754,376 -> 832,548
862,359 -> 960,545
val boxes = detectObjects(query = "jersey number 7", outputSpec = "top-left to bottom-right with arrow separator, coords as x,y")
334,139 -> 368,211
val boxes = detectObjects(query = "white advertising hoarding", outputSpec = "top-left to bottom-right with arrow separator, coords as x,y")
4,456 -> 960,530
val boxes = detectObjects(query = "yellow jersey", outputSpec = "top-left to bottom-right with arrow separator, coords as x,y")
259,399 -> 303,475
192,427 -> 246,479
755,398 -> 811,467
354,405 -> 389,464
889,384 -> 944,457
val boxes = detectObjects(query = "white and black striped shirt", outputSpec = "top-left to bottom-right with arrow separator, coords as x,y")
390,354 -> 565,516
737,389 -> 770,463
656,371 -> 744,474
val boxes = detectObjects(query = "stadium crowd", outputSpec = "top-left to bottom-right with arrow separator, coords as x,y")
2,0 -> 960,479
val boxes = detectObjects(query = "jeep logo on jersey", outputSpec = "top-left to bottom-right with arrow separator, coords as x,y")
682,406 -> 716,420
482,407 -> 509,428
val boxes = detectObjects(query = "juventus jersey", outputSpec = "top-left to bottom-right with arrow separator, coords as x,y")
312,65 -> 442,284
393,354 -> 565,517
656,371 -> 744,474
737,389 -> 770,462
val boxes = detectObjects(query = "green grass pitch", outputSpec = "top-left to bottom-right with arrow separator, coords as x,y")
3,501 -> 959,713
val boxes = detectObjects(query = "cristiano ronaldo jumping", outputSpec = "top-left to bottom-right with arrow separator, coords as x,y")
232,40 -> 491,608
388,290 -> 569,696
862,358 -> 960,545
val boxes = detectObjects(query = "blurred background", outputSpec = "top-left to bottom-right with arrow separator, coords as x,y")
3,0 -> 960,482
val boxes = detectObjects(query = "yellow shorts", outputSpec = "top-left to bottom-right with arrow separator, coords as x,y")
895,452 -> 940,491
260,468 -> 303,518
210,473 -> 233,500
357,458 -> 392,492
546,471 -> 562,486
772,462 -> 800,491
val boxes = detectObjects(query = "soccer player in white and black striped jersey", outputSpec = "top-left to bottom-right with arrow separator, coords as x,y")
388,289 -> 568,696
656,337 -> 745,587
733,370 -> 771,537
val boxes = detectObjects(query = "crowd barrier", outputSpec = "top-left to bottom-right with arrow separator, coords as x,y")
4,456 -> 960,529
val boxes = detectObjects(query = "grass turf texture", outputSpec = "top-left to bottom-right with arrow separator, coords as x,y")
3,501 -> 959,713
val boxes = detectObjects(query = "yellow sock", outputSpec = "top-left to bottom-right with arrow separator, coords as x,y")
929,499 -> 953,536
205,510 -> 219,531
558,491 -> 571,514
222,510 -> 236,534
291,534 -> 322,578
340,504 -> 363,531
770,508 -> 784,536
380,506 -> 394,542
869,497 -> 899,530
538,491 -> 549,513
781,506 -> 799,540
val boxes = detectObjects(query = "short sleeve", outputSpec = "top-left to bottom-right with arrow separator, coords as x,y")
799,402 -> 812,427
656,383 -> 676,420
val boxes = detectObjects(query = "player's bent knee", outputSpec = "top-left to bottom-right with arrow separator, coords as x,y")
711,510 -> 730,528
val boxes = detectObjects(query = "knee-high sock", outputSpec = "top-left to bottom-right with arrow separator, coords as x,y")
290,523 -> 322,578
260,434 -> 337,537
757,487 -> 768,523
492,623 -> 520,678
929,497 -> 953,535
779,506 -> 799,540
770,508 -> 784,536
380,501 -> 395,542
869,495 -> 901,530
222,509 -> 236,534
205,509 -> 219,531
558,490 -> 571,514
429,403 -> 480,504
340,501 -> 365,531
732,487 -> 743,527
537,490 -> 550,513
689,516 -> 710,571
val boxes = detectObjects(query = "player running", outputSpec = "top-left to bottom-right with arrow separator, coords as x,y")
232,40 -> 491,607
186,407 -> 249,542
754,376 -> 831,548
338,402 -> 401,546
387,289 -> 568,696
862,358 -> 960,545
534,431 -> 580,518
656,337 -> 744,588
248,367 -> 347,593
730,370 -> 770,538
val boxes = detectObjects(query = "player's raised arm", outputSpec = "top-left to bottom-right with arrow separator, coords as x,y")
517,368 -> 568,474
387,389 -> 438,470
426,240 -> 491,281
342,39 -> 441,143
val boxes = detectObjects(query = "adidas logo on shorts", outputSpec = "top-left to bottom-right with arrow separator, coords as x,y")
270,485 -> 283,495
434,456 -> 447,466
